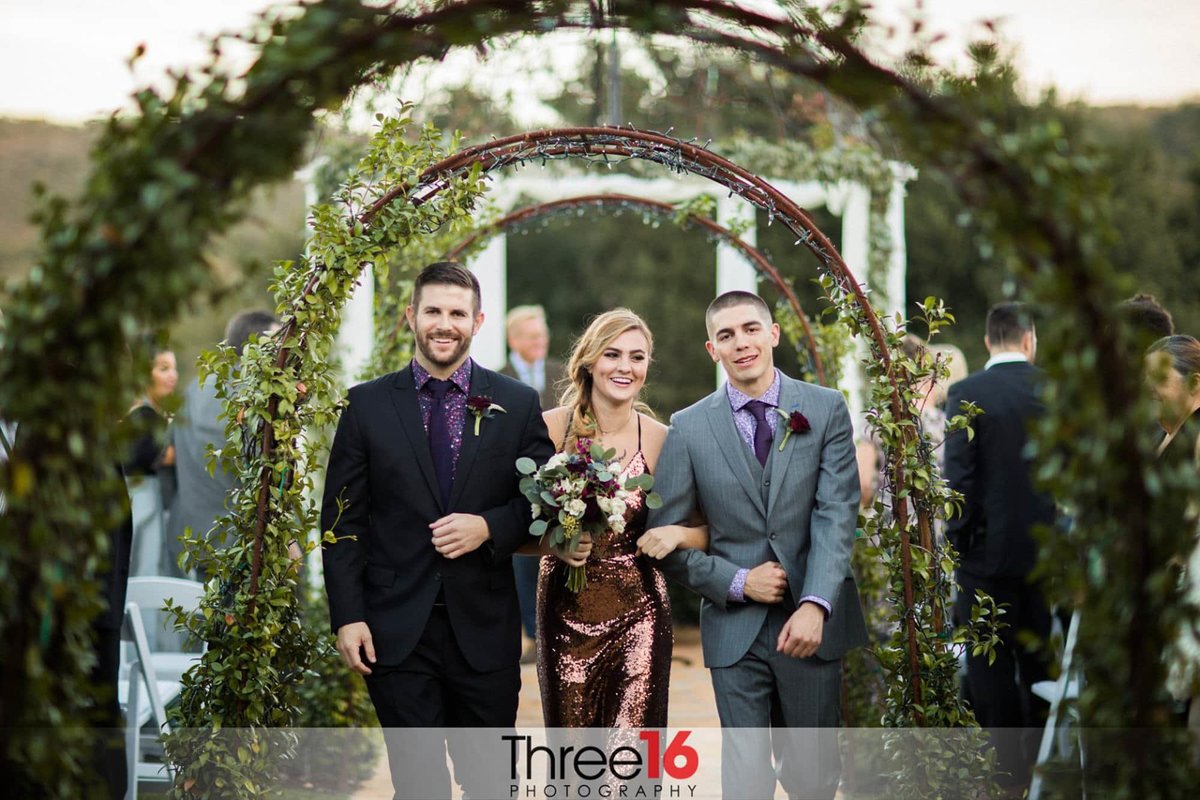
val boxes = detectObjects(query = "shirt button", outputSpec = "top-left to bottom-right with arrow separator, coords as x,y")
764,479 -> 771,487
769,533 -> 777,541
434,573 -> 441,581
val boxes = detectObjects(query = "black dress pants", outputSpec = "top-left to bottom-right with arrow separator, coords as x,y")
365,606 -> 520,800
955,571 -> 1052,787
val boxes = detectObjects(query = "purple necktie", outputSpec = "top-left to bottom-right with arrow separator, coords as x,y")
745,400 -> 772,467
427,378 -> 454,506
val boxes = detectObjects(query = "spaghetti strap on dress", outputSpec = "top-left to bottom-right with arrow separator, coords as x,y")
536,413 -> 673,727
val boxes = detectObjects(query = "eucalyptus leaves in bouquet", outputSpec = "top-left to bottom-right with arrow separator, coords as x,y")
517,439 -> 661,592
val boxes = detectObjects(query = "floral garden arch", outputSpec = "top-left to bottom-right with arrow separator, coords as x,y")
341,133 -> 913,411
1,2 -> 1190,797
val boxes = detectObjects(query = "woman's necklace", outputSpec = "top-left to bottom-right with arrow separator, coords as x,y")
594,408 -> 635,447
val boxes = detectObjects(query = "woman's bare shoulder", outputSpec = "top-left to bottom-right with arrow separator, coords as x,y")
640,414 -> 669,440
543,405 -> 572,443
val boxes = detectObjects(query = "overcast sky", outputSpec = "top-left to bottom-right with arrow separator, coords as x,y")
1,0 -> 1197,124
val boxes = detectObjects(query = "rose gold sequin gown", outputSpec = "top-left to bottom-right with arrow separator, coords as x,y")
536,428 -> 673,728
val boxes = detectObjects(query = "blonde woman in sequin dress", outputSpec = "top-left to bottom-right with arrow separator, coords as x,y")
537,308 -> 708,727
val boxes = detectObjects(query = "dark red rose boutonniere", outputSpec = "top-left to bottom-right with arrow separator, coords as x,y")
466,395 -> 506,435
776,408 -> 811,451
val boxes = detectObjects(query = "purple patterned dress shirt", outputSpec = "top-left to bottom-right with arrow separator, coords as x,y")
412,358 -> 472,481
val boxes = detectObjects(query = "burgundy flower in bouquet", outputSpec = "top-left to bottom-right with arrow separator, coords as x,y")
515,440 -> 661,593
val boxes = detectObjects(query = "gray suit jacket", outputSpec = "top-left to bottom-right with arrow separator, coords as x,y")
651,374 -> 868,668
167,376 -> 239,559
499,357 -> 565,411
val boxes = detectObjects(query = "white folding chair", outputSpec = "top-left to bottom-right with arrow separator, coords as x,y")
1029,609 -> 1085,800
124,577 -> 207,681
120,578 -> 205,798
120,601 -> 182,800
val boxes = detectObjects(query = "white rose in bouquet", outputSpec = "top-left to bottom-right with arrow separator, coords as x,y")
565,498 -> 587,517
608,514 -> 626,534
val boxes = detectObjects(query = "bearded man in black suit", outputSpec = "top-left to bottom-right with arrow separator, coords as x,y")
322,262 -> 553,799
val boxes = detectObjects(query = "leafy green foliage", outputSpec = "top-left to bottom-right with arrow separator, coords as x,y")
160,111 -> 484,797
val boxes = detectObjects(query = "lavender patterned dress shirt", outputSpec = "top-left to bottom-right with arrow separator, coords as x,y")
723,370 -> 831,617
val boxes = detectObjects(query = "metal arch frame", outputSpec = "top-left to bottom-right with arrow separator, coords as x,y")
437,191 -> 827,385
362,127 -> 892,375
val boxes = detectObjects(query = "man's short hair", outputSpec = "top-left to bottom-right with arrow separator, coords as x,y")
412,262 -> 481,314
505,305 -> 548,338
224,310 -> 278,356
705,291 -> 773,337
1118,293 -> 1174,340
985,302 -> 1034,347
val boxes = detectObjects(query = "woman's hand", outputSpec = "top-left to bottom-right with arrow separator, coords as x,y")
637,526 -> 686,559
553,532 -> 592,567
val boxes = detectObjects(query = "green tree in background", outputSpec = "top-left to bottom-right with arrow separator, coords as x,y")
506,210 -> 715,417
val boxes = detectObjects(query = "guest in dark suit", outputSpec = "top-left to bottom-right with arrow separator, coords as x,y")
498,304 -> 565,661
322,263 -> 554,800
945,301 -> 1057,787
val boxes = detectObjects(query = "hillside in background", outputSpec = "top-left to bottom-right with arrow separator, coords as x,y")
2,100 -> 1198,395
0,118 -> 307,382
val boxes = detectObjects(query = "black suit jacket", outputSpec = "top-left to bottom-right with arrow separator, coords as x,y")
944,361 -> 1056,578
320,362 -> 553,671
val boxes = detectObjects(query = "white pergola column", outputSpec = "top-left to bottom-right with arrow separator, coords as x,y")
715,194 -> 760,387
300,155 -> 376,386
885,164 -> 917,321
836,183 -> 873,432
334,265 -> 375,383
470,231 -> 508,370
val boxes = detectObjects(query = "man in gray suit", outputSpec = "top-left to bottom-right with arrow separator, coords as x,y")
166,310 -> 279,574
649,291 -> 867,800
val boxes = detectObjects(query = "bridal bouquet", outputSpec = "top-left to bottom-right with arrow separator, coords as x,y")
516,439 -> 660,592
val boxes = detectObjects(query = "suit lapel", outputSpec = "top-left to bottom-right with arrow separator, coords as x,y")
448,365 -> 491,510
390,366 -> 443,508
707,391 -> 767,517
767,377 -> 803,514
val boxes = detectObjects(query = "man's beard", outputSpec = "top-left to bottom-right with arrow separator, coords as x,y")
416,328 -> 472,368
